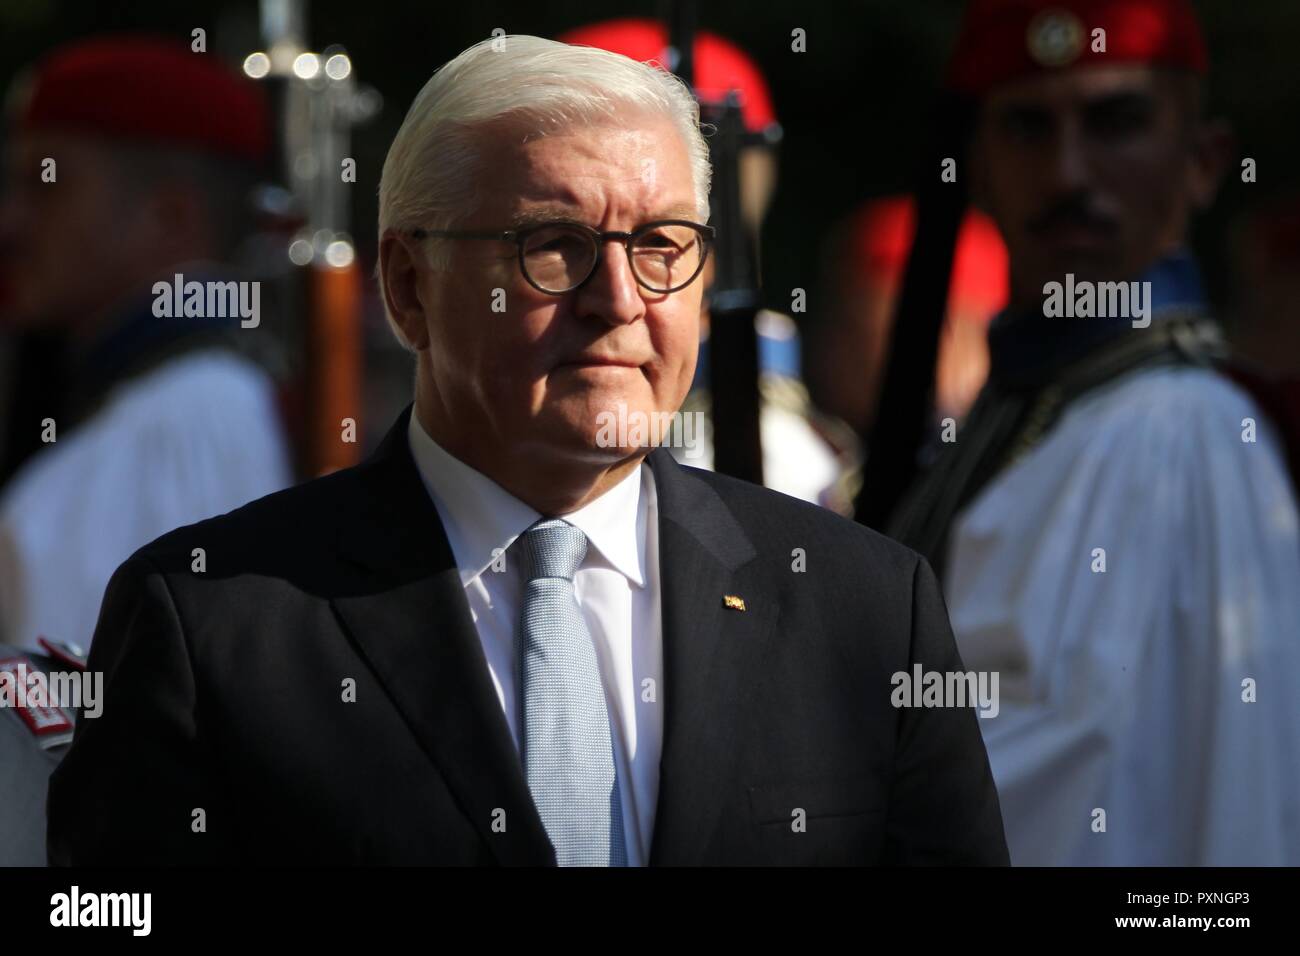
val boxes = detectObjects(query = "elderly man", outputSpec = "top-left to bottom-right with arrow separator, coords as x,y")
48,36 -> 1007,866
889,0 -> 1300,864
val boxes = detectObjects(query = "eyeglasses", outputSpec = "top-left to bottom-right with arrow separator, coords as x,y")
410,219 -> 716,296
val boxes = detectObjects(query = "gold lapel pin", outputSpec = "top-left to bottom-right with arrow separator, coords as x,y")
723,594 -> 746,611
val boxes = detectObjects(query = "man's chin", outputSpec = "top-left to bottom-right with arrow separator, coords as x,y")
533,404 -> 665,463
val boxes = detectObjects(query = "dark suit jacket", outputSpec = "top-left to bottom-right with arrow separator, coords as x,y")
48,405 -> 1008,865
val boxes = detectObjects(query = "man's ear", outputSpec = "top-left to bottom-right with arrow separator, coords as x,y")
142,179 -> 212,259
379,229 -> 432,350
1188,118 -> 1235,212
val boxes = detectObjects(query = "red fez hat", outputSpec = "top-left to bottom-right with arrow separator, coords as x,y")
946,0 -> 1208,95
557,18 -> 777,134
851,197 -> 1009,321
12,34 -> 270,165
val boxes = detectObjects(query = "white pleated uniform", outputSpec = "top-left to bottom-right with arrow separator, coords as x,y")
0,349 -> 292,653
945,365 -> 1300,865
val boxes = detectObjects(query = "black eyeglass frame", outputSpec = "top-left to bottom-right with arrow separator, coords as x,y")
409,219 -> 716,296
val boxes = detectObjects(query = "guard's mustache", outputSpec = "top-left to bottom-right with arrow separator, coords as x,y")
1029,196 -> 1119,236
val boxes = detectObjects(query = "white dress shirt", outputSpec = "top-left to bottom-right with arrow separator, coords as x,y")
407,412 -> 663,865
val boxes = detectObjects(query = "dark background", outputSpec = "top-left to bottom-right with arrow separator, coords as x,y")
3,0 -> 1298,332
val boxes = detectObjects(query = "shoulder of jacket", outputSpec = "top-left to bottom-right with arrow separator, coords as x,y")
131,461 -> 362,574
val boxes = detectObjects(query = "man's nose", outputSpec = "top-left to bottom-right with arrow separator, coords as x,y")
573,240 -> 646,326
1049,117 -> 1092,193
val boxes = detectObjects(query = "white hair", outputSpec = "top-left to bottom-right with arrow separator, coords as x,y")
377,34 -> 712,348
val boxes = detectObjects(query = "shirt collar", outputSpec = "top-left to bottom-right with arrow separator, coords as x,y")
562,457 -> 647,588
406,411 -> 647,588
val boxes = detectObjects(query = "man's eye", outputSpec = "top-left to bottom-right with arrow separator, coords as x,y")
526,233 -> 587,256
1087,104 -> 1152,139
635,228 -> 692,252
999,109 -> 1051,142
534,238 -> 575,252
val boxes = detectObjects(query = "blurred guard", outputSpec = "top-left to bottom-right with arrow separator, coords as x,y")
559,19 -> 860,514
0,638 -> 83,865
0,36 -> 292,653
889,0 -> 1300,864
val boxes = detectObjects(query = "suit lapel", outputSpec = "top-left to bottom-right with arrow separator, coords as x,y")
329,406 -> 553,865
645,449 -> 780,865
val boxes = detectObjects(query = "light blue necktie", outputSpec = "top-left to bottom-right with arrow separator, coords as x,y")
517,518 -> 627,866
